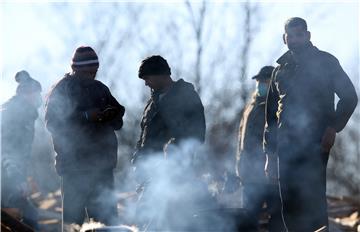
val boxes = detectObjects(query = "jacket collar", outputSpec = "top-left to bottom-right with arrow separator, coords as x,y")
277,42 -> 318,65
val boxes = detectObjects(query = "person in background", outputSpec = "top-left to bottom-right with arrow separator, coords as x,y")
236,66 -> 284,231
1,70 -> 42,229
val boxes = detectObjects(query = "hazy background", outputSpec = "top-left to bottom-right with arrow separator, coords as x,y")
1,1 -> 359,200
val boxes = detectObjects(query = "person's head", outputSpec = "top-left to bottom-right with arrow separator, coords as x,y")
71,46 -> 99,79
138,55 -> 172,91
252,66 -> 274,97
15,70 -> 42,108
283,17 -> 311,53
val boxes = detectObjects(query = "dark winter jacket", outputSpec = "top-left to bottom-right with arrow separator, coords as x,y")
1,96 -> 39,184
133,79 -> 205,161
237,93 -> 267,184
264,43 -> 358,160
45,73 -> 125,174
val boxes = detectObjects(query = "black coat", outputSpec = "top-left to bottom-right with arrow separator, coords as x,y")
263,43 -> 358,230
134,79 -> 205,161
237,94 -> 267,184
45,73 -> 125,174
264,44 -> 358,162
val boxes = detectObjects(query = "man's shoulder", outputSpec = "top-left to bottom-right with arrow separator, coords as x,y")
92,79 -> 106,86
314,48 -> 339,65
89,79 -> 109,91
51,73 -> 72,90
173,79 -> 198,96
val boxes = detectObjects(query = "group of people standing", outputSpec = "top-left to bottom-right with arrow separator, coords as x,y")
1,17 -> 358,232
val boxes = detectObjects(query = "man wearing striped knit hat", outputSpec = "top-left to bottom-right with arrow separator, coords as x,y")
45,46 -> 125,228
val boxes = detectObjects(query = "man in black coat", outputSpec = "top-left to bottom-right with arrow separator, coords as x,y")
264,17 -> 358,231
1,70 -> 42,229
132,55 -> 206,229
45,46 -> 125,227
237,66 -> 284,231
133,55 -> 205,163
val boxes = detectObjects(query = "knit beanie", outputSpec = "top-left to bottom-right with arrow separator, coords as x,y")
71,46 -> 99,72
15,70 -> 42,95
138,55 -> 171,79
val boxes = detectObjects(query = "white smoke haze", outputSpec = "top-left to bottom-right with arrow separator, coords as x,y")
0,2 -> 359,231
98,139 -> 256,231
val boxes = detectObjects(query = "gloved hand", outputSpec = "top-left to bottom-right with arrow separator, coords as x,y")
83,108 -> 104,122
101,106 -> 119,122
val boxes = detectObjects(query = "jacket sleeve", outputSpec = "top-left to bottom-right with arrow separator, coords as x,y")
45,80 -> 71,136
104,86 -> 125,130
329,57 -> 358,132
263,67 -> 280,157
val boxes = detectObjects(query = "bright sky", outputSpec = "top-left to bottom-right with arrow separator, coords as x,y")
1,1 -> 359,102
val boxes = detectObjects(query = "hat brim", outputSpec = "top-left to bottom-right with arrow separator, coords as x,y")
252,74 -> 271,80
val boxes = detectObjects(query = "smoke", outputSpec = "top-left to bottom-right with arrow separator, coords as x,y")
79,138 -> 251,231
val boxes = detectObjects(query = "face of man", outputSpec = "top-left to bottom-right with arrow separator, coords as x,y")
75,70 -> 98,79
142,75 -> 165,91
283,25 -> 311,52
87,70 -> 97,79
256,79 -> 270,97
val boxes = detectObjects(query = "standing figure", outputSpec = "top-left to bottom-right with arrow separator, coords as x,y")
45,46 -> 125,227
264,17 -> 358,231
134,55 -> 205,161
1,70 -> 42,229
133,55 -> 206,229
237,66 -> 284,231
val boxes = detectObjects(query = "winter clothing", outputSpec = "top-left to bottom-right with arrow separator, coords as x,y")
237,94 -> 267,184
237,90 -> 284,231
264,42 -> 358,231
133,78 -> 205,161
1,96 -> 39,185
71,46 -> 99,72
133,77 -> 206,230
45,70 -> 124,225
45,72 -> 125,174
1,72 -> 41,229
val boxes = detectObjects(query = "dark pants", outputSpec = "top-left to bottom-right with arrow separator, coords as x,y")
279,148 -> 329,232
243,183 -> 285,231
61,169 -> 117,226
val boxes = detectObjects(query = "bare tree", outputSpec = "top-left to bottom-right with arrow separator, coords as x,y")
185,0 -> 207,94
